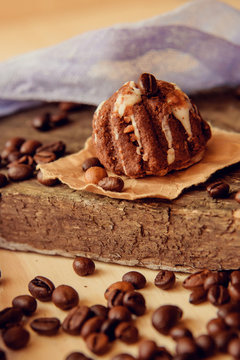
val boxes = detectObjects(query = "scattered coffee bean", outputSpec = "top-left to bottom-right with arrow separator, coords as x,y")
206,317 -> 228,335
228,282 -> 240,301
154,270 -> 176,290
196,334 -> 215,357
30,317 -> 60,335
235,190 -> 240,204
0,174 -> 8,188
12,295 -> 37,316
228,338 -> 240,358
7,155 -> 34,168
214,330 -> 238,352
204,272 -> 229,290
80,316 -> 105,339
100,318 -> 119,341
217,302 -> 240,319
0,350 -> 6,360
189,287 -> 207,305
152,305 -> 183,335
73,257 -> 95,276
115,321 -> 138,344
108,306 -> 131,322
65,352 -> 93,360
230,270 -> 240,285
138,73 -> 158,96
1,148 -> 14,162
89,304 -> 108,318
8,164 -> 33,181
111,354 -> 135,360
84,166 -> 108,184
33,151 -> 56,164
52,285 -> 79,310
82,157 -> 103,172
206,181 -> 230,198
224,312 -> 240,329
123,291 -> 146,316
122,271 -> 146,290
175,337 -> 199,357
105,281 -> 135,300
138,339 -> 158,360
169,325 -> 193,340
207,284 -> 230,306
37,170 -> 59,186
98,176 -> 124,192
20,139 -> 42,155
5,137 -> 25,150
155,346 -> 173,360
2,325 -> 30,350
182,270 -> 210,290
107,289 -> 124,308
7,151 -> 21,163
50,112 -> 68,127
0,307 -> 23,329
59,102 -> 81,112
62,305 -> 91,335
28,275 -> 55,301
32,113 -> 51,131
85,332 -> 109,355
36,141 -> 66,158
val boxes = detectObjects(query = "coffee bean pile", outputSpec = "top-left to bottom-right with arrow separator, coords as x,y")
0,137 -> 66,187
82,157 -> 124,192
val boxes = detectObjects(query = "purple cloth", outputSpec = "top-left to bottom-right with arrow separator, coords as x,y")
0,0 -> 240,117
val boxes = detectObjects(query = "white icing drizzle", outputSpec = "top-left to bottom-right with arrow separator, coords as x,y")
162,116 -> 175,165
95,100 -> 105,117
113,81 -> 141,117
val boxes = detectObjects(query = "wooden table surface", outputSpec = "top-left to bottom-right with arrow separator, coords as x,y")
1,1 -> 240,359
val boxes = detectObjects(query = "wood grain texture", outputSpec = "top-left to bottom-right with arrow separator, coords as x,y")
0,90 -> 240,272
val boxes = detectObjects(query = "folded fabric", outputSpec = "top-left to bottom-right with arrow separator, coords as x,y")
0,0 -> 240,117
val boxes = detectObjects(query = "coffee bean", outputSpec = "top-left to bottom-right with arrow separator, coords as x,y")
115,322 -> 138,344
230,270 -> 240,285
154,270 -> 175,290
100,318 -> 118,341
65,352 -> 93,360
182,270 -> 210,290
217,302 -> 240,319
32,113 -> 51,131
12,295 -> 37,316
50,112 -> 68,127
5,137 -> 25,150
33,151 -> 56,164
89,304 -> 108,318
1,148 -> 14,162
189,287 -> 207,305
175,337 -> 199,357
7,151 -> 21,163
37,170 -> 59,186
84,166 -> 108,184
20,140 -> 42,155
228,283 -> 240,302
62,305 -> 91,335
207,285 -> 230,306
52,285 -> 79,310
228,338 -> 240,358
235,191 -> 240,204
82,157 -> 103,172
28,275 -> 55,301
0,350 -> 6,360
155,346 -> 173,360
207,181 -> 230,198
138,73 -> 158,96
108,306 -> 131,322
0,307 -> 23,329
36,141 -> 66,158
122,271 -> 146,290
80,316 -> 105,339
152,305 -> 183,335
73,257 -> 95,276
225,312 -> 240,329
30,317 -> 60,335
138,339 -> 158,360
169,325 -> 193,340
122,291 -> 146,316
98,176 -> 124,192
0,174 -> 8,188
2,325 -> 29,349
8,164 -> 33,181
105,281 -> 135,300
206,317 -> 228,335
111,354 -> 135,360
85,332 -> 109,355
59,102 -> 81,112
204,272 -> 229,290
172,355 -> 192,360
107,289 -> 124,308
214,330 -> 238,352
195,334 -> 215,357
7,155 -> 34,168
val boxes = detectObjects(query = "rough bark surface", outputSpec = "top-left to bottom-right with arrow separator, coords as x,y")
0,91 -> 240,272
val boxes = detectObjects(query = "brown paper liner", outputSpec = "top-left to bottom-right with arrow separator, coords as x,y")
38,127 -> 240,200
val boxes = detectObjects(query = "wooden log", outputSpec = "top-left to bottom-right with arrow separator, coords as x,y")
0,92 -> 240,273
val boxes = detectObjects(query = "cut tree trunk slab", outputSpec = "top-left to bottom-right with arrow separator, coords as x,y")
0,91 -> 240,273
